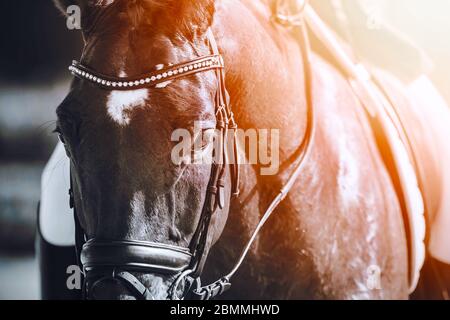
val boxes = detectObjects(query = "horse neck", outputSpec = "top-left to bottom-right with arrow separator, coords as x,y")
214,1 -> 309,179
205,2 -> 310,274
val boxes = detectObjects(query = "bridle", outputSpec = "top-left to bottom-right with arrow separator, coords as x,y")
68,22 -> 313,300
68,29 -> 239,300
65,15 -> 314,300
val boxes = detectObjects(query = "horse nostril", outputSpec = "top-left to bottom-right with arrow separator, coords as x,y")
90,279 -> 139,300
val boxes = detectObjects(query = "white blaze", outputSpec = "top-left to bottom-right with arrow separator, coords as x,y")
106,89 -> 149,126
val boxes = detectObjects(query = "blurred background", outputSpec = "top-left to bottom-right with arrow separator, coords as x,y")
0,0 -> 82,300
0,0 -> 449,300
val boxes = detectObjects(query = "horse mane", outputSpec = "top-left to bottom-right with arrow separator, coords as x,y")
124,0 -> 215,33
82,0 -> 214,36
53,0 -> 215,36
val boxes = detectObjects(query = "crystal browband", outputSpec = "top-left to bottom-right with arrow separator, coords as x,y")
69,54 -> 224,90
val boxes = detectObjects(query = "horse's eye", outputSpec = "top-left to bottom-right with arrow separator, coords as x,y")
203,129 -> 216,146
196,129 -> 216,151
58,133 -> 66,144
54,127 -> 72,158
54,127 -> 66,144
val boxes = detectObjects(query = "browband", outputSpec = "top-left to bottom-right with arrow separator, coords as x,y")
69,54 -> 224,91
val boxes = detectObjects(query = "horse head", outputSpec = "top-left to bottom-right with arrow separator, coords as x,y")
54,0 -> 237,300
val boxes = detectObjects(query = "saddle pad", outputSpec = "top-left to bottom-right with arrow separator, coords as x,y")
303,5 -> 426,292
353,69 -> 427,293
350,70 -> 426,293
374,73 -> 450,265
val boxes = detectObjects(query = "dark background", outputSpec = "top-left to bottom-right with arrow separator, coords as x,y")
0,0 -> 82,299
0,0 -> 82,160
0,1 -> 82,85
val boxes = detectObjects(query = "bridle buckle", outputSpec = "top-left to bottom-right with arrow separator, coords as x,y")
191,277 -> 231,300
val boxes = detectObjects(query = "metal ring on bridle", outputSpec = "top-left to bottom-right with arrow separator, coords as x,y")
272,0 -> 308,28
169,269 -> 197,300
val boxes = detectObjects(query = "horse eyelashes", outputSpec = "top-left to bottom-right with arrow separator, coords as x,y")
53,127 -> 66,145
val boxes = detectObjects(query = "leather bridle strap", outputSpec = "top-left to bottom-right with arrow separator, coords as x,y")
85,270 -> 154,300
69,168 -> 85,271
185,29 -> 236,281
189,15 -> 315,301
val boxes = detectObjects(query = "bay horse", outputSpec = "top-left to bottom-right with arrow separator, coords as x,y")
48,0 -> 450,299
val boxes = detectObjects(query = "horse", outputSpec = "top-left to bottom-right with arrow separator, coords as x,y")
44,0 -> 450,300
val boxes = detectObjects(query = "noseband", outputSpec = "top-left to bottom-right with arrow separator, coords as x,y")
66,23 -> 314,300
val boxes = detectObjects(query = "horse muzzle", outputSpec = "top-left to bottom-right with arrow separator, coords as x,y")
80,239 -> 195,300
